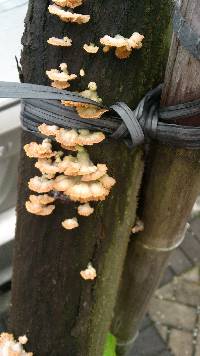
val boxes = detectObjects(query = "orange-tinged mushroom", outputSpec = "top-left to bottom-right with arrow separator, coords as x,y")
62,217 -> 79,230
48,4 -> 90,24
80,263 -> 96,280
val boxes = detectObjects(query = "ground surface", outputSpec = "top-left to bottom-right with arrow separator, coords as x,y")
129,216 -> 200,356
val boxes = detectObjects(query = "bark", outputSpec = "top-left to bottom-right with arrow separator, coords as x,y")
9,1 -> 171,355
112,1 -> 200,354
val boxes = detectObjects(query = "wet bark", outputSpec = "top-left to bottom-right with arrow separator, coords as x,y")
9,1 -> 171,355
112,1 -> 200,355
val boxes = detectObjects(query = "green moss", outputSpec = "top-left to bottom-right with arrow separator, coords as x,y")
103,333 -> 117,356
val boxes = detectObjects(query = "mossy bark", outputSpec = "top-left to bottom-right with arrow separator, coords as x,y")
9,1 -> 171,355
112,1 -> 200,354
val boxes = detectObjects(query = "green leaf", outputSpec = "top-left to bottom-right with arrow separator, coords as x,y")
103,333 -> 117,356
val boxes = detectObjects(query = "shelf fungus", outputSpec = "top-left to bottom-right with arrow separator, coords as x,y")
48,4 -> 90,24
56,128 -> 105,147
28,176 -> 54,193
25,123 -> 115,231
24,139 -> 55,159
38,124 -> 59,137
0,333 -> 33,356
52,0 -> 84,8
62,217 -> 79,230
46,63 -> 77,89
80,68 -> 85,77
26,195 -> 55,216
47,36 -> 72,47
35,152 -> 63,177
80,263 -> 97,280
62,82 -> 108,119
78,203 -> 94,216
83,43 -> 99,54
100,32 -> 144,59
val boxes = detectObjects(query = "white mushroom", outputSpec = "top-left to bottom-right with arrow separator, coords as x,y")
62,217 -> 79,230
83,43 -> 99,54
80,263 -> 97,280
78,203 -> 94,216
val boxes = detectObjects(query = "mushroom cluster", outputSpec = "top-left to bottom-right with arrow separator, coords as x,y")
100,32 -> 145,59
0,333 -> 33,356
28,0 -> 144,285
24,123 -> 116,232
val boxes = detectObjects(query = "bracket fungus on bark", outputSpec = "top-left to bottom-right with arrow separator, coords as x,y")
78,203 -> 94,216
48,4 -> 90,24
26,195 -> 55,216
80,263 -> 97,280
24,139 -> 55,159
62,82 -> 108,119
52,0 -> 84,9
62,217 -> 79,230
83,43 -> 99,54
47,36 -> 72,47
0,333 -> 33,356
46,63 -> 77,89
100,32 -> 144,59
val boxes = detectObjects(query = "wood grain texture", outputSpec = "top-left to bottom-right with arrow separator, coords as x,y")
112,1 -> 200,355
9,1 -> 171,355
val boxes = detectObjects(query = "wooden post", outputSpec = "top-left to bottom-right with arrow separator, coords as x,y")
112,1 -> 200,354
9,1 -> 171,355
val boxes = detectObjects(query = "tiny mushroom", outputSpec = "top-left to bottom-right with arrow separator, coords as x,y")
78,203 -> 94,216
47,36 -> 72,47
46,63 -> 77,89
80,263 -> 97,280
62,217 -> 79,230
35,152 -> 63,177
83,43 -> 99,54
100,32 -> 144,59
48,4 -> 90,24
52,0 -> 84,8
132,218 -> 144,234
80,68 -> 85,77
0,333 -> 33,356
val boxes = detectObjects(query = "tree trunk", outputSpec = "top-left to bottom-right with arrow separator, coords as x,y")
112,1 -> 200,354
9,1 -> 171,355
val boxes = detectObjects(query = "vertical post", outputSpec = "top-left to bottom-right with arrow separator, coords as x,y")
9,1 -> 171,355
112,1 -> 200,354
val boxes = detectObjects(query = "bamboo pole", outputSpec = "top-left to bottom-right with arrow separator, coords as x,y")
9,1 -> 171,355
112,0 -> 200,354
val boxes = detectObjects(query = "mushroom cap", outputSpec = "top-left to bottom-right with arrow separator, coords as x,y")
28,176 -> 54,193
78,203 -> 94,216
46,69 -> 77,82
48,4 -> 90,24
35,158 -> 60,176
24,139 -> 55,159
38,124 -> 59,137
62,217 -> 79,230
47,36 -> 72,47
29,194 -> 55,205
56,128 -> 79,147
81,164 -> 107,181
26,200 -> 55,216
53,175 -> 77,192
100,174 -> 116,189
83,43 -> 99,54
80,263 -> 97,280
